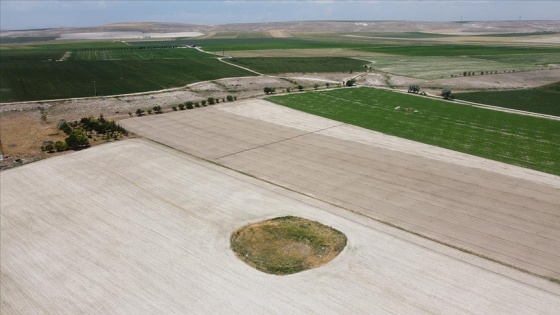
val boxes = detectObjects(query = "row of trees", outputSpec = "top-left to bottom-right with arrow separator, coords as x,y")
265,81 -> 355,95
43,115 -> 128,153
133,95 -> 238,116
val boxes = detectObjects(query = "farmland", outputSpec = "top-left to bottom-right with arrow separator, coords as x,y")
455,82 -> 560,116
2,139 -> 559,314
228,57 -> 367,74
364,55 -> 542,79
120,100 -> 560,281
69,47 -> 215,60
0,57 -> 254,102
267,87 -> 560,175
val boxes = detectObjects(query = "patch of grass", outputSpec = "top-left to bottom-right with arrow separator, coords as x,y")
0,59 -> 254,102
455,82 -> 560,117
267,87 -> 560,175
228,57 -> 367,74
230,216 -> 347,275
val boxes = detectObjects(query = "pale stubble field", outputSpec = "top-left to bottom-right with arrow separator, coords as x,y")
2,139 -> 560,314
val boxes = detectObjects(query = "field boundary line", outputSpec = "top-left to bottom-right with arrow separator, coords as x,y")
215,123 -> 345,160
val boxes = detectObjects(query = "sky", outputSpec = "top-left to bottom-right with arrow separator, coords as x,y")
1,0 -> 559,30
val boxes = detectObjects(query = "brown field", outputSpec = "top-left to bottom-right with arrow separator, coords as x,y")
121,99 -> 560,279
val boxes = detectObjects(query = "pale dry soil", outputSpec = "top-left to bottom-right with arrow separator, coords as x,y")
121,100 -> 560,279
2,139 -> 560,314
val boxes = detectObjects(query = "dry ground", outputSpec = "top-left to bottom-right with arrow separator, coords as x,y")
120,100 -> 560,279
2,139 -> 559,314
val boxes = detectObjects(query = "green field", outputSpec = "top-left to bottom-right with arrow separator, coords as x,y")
267,87 -> 560,175
455,82 -> 560,116
228,57 -> 368,74
70,47 -> 215,60
0,58 -> 254,102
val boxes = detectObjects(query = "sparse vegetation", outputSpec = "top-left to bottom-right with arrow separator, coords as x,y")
230,216 -> 347,275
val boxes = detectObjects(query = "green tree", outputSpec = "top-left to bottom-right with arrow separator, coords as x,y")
153,105 -> 162,114
227,95 -> 234,102
178,103 -> 186,110
65,130 -> 89,149
298,85 -> 304,91
441,88 -> 454,100
207,97 -> 216,105
346,79 -> 356,87
135,108 -> 144,117
408,84 -> 420,94
326,82 -> 330,89
171,105 -> 177,111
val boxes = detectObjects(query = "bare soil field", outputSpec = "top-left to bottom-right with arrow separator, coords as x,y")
2,139 -> 559,314
120,100 -> 560,279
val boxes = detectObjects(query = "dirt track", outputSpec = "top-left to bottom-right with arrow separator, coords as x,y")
121,100 -> 560,279
2,139 -> 559,314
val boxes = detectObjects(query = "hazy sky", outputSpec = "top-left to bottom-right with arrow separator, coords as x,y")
1,0 -> 559,30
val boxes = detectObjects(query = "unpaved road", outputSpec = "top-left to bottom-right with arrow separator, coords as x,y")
121,99 -> 560,279
2,139 -> 559,314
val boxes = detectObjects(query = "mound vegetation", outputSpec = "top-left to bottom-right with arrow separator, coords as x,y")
230,216 -> 347,275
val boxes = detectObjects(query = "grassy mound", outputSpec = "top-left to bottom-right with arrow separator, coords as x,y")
231,216 -> 347,275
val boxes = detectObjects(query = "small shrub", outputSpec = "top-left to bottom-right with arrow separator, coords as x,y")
171,105 -> 177,111
178,104 -> 186,110
207,97 -> 215,105
135,108 -> 144,117
227,95 -> 234,102
54,141 -> 67,151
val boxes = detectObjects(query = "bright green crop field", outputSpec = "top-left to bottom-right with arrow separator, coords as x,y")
455,82 -> 560,117
0,58 -> 254,102
228,57 -> 368,74
267,87 -> 560,175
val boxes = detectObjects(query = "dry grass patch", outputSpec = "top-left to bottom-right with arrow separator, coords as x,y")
231,216 -> 347,275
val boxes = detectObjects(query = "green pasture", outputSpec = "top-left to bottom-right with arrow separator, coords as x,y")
0,59 -> 254,102
455,82 -> 560,116
228,57 -> 367,74
70,48 -> 215,60
267,87 -> 560,175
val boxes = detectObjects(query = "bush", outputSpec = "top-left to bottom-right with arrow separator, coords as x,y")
298,85 -> 304,91
346,79 -> 356,87
171,105 -> 177,111
57,120 -> 72,135
207,97 -> 216,105
408,84 -> 420,94
153,105 -> 162,114
136,108 -> 144,117
178,103 -> 185,110
227,95 -> 234,102
441,88 -> 454,100
186,101 -> 194,109
54,141 -> 67,151
65,130 -> 89,149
